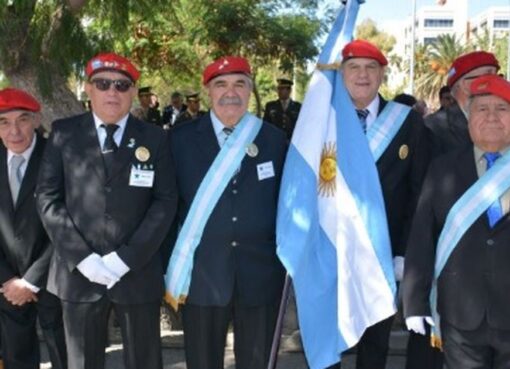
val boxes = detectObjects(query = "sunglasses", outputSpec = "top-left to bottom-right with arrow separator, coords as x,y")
90,78 -> 134,93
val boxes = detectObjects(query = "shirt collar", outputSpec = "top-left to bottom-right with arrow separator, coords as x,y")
8,134 -> 37,165
92,112 -> 129,132
474,145 -> 510,164
365,95 -> 380,120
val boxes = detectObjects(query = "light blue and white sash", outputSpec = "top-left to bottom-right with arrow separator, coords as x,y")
366,101 -> 411,162
430,150 -> 510,346
164,113 -> 263,310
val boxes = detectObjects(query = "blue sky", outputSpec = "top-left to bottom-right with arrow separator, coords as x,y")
356,0 -> 510,24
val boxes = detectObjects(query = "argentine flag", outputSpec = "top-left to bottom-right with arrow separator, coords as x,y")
276,1 -> 397,368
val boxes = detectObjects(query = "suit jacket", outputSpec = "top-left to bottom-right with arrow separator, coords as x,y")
376,98 -> 430,256
162,105 -> 187,126
263,99 -> 302,140
424,103 -> 471,158
403,146 -> 510,330
36,112 -> 178,304
0,136 -> 52,288
169,113 -> 287,307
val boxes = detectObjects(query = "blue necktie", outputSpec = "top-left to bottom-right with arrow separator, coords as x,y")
484,152 -> 503,228
356,109 -> 369,133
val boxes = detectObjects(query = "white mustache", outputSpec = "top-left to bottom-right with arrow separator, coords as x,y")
219,97 -> 242,106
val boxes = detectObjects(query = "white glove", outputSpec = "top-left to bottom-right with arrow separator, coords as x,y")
102,252 -> 130,289
405,316 -> 434,335
393,256 -> 405,282
77,253 -> 120,286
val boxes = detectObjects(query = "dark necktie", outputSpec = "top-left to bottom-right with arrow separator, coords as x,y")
484,152 -> 503,228
356,109 -> 369,133
222,127 -> 233,146
101,124 -> 119,175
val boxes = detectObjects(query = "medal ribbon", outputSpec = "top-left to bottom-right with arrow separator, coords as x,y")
165,113 -> 263,310
366,101 -> 411,162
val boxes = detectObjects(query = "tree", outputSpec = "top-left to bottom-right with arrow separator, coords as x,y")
0,0 -> 326,126
355,18 -> 396,55
415,34 -> 468,101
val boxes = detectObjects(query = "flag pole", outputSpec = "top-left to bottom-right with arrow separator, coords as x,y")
409,0 -> 417,94
266,274 -> 292,369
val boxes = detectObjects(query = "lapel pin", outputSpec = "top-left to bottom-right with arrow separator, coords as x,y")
135,146 -> 150,162
246,143 -> 259,158
127,138 -> 136,148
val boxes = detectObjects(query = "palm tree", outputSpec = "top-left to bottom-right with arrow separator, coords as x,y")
415,34 -> 469,101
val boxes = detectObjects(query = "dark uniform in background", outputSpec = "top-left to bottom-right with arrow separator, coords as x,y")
132,86 -> 162,126
162,91 -> 187,129
0,88 -> 67,369
263,78 -> 302,140
174,92 -> 206,125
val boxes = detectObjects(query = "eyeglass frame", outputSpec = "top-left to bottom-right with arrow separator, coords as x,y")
89,78 -> 135,93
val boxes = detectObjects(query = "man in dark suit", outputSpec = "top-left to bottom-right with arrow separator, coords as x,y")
132,86 -> 162,126
162,91 -> 187,129
407,51 -> 500,369
173,92 -> 206,125
0,88 -> 67,369
425,51 -> 500,158
166,56 -> 287,369
403,74 -> 510,369
263,78 -> 302,140
36,53 -> 178,369
326,40 -> 429,369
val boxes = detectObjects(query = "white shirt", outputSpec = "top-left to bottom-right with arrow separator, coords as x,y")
362,95 -> 381,131
210,110 -> 236,147
92,113 -> 129,150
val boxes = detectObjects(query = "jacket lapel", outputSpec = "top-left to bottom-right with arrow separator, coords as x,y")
15,135 -> 44,210
0,147 -> 14,216
196,113 -> 220,163
78,113 -> 106,181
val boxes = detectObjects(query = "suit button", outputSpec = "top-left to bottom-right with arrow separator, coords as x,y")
105,186 -> 112,193
232,189 -> 238,195
231,241 -> 238,247
487,239 -> 495,246
232,216 -> 238,222
232,179 -> 237,185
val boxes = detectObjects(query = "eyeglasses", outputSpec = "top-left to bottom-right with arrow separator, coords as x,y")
90,78 -> 134,93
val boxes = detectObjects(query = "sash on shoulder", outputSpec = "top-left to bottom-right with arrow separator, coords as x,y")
366,101 -> 411,162
164,113 -> 263,310
430,150 -> 510,347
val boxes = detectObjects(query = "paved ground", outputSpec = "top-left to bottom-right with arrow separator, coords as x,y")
40,329 -> 409,369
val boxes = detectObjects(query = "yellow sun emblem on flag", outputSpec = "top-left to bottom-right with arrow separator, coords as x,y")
318,142 -> 336,197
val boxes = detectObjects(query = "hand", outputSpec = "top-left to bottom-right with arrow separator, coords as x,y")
2,278 -> 38,306
102,252 -> 130,289
77,253 -> 120,286
405,316 -> 434,335
393,256 -> 405,282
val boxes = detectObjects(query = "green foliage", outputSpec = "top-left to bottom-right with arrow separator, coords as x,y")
355,18 -> 396,55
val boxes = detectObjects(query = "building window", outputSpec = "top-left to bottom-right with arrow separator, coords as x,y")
424,37 -> 438,46
494,19 -> 510,29
424,18 -> 454,28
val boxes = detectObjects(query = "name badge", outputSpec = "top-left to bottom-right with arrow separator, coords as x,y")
257,161 -> 275,181
129,167 -> 155,187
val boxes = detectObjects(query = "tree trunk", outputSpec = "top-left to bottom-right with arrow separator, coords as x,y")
7,68 -> 85,131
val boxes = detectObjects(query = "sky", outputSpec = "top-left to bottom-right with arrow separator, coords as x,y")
356,0 -> 510,25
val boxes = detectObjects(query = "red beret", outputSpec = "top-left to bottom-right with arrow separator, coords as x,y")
203,56 -> 251,85
447,51 -> 499,87
470,74 -> 510,104
0,88 -> 41,113
342,39 -> 388,66
85,52 -> 140,82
